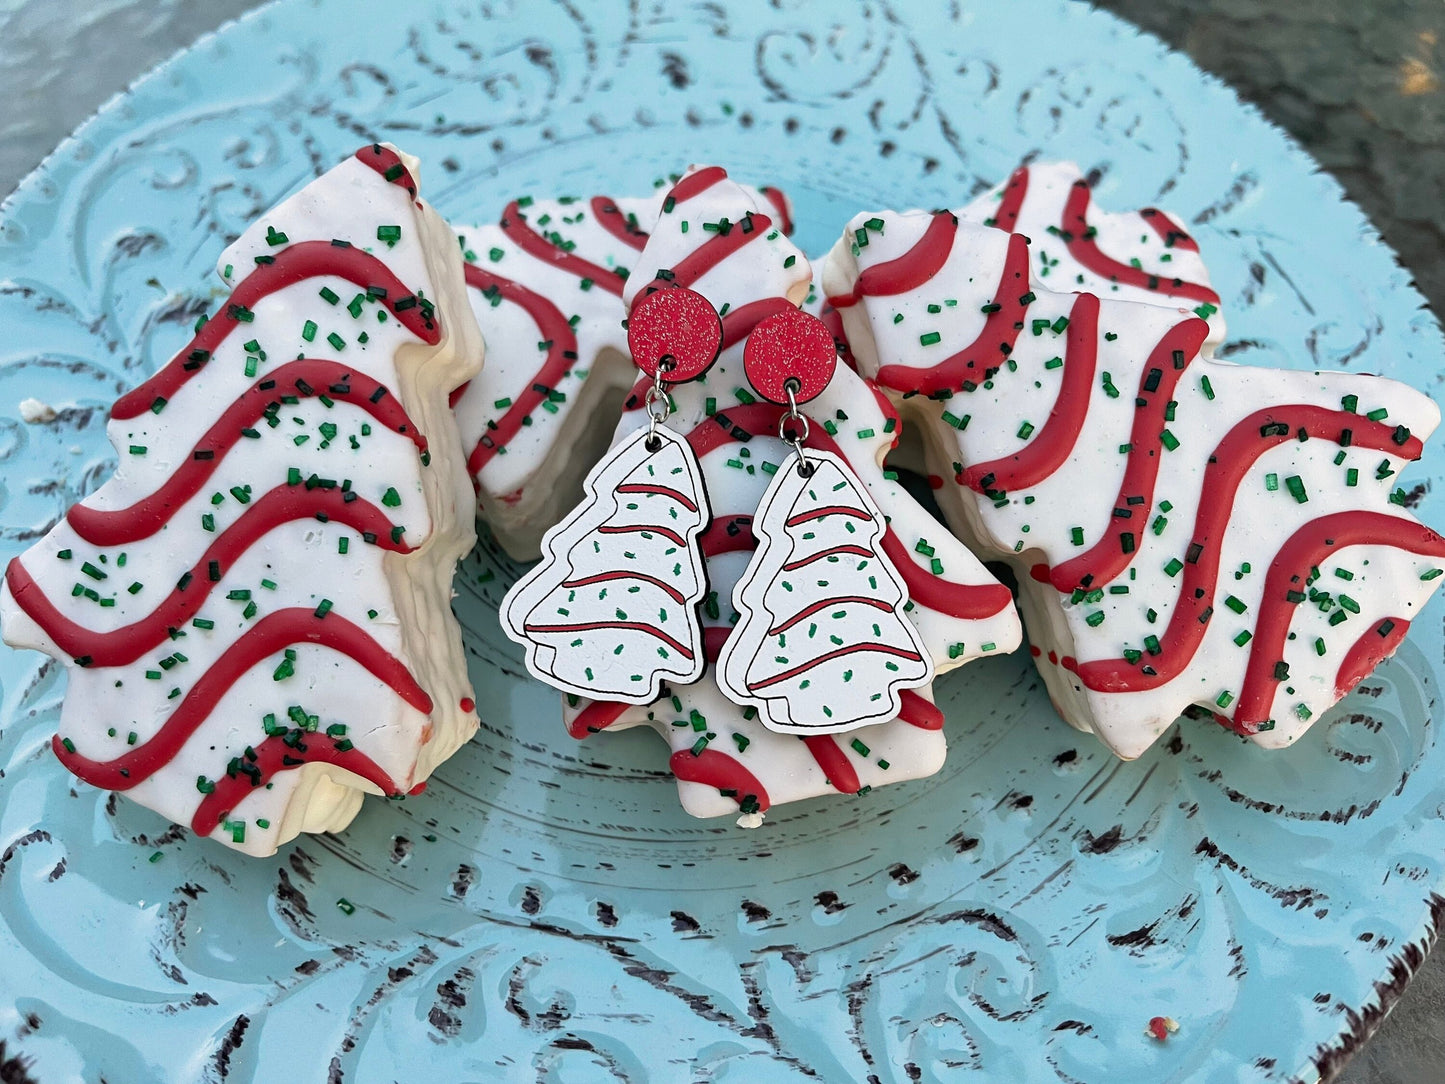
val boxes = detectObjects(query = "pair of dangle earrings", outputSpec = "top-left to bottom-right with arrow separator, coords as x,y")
502,286 -> 933,736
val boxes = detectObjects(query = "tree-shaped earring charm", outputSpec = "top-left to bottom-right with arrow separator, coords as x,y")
716,308 -> 935,733
502,287 -> 721,704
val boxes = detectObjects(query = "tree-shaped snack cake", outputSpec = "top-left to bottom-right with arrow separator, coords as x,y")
451,180 -> 792,558
1,145 -> 482,855
562,168 -> 1021,823
823,206 -> 1445,758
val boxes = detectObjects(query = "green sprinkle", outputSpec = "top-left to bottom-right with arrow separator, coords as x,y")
919,331 -> 942,346
1284,475 -> 1308,503
376,224 -> 402,245
1265,472 -> 1279,492
327,332 -> 346,351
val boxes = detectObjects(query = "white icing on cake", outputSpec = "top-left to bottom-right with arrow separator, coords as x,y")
0,145 -> 482,855
824,206 -> 1445,759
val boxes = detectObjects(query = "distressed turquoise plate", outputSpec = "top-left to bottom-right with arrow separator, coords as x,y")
1,1 -> 1443,1081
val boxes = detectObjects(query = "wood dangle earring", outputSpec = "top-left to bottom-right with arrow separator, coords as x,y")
501,287 -> 722,704
715,308 -> 935,733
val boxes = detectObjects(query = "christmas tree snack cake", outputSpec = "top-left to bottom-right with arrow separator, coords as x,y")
525,167 -> 1019,824
451,178 -> 793,558
0,145 -> 484,855
823,206 -> 1445,758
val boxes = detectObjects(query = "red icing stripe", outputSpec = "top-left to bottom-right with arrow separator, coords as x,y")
767,596 -> 892,636
703,626 -> 732,661
958,293 -> 1099,493
643,212 -> 773,295
8,488 -> 410,667
1062,180 -> 1219,306
898,689 -> 944,729
826,210 -> 957,310
700,515 -> 756,557
616,482 -> 699,512
688,402 -> 1015,621
721,297 -> 797,350
1335,617 -> 1410,699
52,609 -> 431,790
669,746 -> 771,811
1232,516 -> 1445,730
758,186 -> 794,235
354,144 -> 418,200
72,360 -> 423,546
597,522 -> 688,547
667,166 -> 729,204
561,570 -> 686,606
782,543 -> 874,571
1072,406 -> 1427,692
500,201 -> 626,297
784,505 -> 872,527
1140,207 -> 1200,253
522,620 -> 696,660
748,642 -> 924,691
464,263 -> 580,474
567,699 -> 631,739
821,304 -> 852,370
990,166 -> 1029,231
1046,317 -> 1209,592
191,731 -> 401,837
879,529 -> 1014,620
589,196 -> 649,250
803,735 -> 862,793
113,242 -> 440,420
874,233 -> 1033,396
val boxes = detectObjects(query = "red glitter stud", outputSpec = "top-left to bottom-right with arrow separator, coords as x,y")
627,287 -> 723,383
742,307 -> 838,405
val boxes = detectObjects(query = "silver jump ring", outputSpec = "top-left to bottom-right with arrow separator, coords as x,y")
644,358 -> 675,449
779,379 -> 814,476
